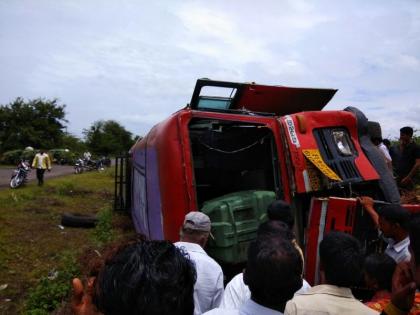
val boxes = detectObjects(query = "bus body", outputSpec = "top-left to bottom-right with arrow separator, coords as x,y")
129,79 -> 419,284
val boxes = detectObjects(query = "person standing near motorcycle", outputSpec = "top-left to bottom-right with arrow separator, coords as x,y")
32,150 -> 52,186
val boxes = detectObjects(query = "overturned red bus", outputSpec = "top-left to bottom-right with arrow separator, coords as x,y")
128,79 -> 419,284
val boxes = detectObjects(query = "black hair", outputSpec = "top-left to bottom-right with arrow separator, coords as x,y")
371,136 -> 383,144
319,231 -> 364,287
410,214 -> 420,267
245,237 -> 303,310
267,200 -> 294,229
382,139 -> 391,147
257,220 -> 295,241
400,126 -> 414,137
93,240 -> 196,315
378,204 -> 410,230
364,253 -> 396,291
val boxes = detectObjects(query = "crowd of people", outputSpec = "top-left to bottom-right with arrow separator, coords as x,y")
70,198 -> 420,315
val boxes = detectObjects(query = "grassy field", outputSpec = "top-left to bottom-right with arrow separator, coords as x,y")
0,168 -> 135,314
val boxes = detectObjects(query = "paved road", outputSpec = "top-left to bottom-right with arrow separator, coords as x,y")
0,164 -> 76,189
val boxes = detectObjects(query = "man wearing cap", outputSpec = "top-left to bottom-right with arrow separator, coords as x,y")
175,211 -> 224,315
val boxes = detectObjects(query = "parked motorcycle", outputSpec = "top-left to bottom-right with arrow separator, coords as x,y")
85,158 -> 105,171
10,160 -> 31,188
74,158 -> 84,174
99,156 -> 111,167
74,157 -> 104,174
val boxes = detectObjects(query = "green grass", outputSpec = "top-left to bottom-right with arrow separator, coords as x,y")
0,168 -> 135,314
25,252 -> 79,315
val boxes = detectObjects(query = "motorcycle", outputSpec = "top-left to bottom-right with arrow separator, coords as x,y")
74,158 -> 84,174
74,158 -> 104,174
85,158 -> 105,171
10,160 -> 31,188
99,156 -> 111,167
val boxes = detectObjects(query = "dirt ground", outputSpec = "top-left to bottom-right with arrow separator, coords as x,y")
0,165 -> 76,189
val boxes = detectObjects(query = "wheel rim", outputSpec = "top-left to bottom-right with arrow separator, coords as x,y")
10,176 -> 22,188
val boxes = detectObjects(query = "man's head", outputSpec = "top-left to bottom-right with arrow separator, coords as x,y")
400,126 -> 414,146
93,239 -> 196,315
319,231 -> 364,287
244,237 -> 303,312
409,214 -> 420,289
383,139 -> 391,149
267,200 -> 294,229
371,137 -> 383,146
364,253 -> 396,291
180,211 -> 212,247
377,204 -> 410,238
256,220 -> 295,241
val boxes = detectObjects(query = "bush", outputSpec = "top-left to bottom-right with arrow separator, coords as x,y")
92,207 -> 114,245
56,182 -> 76,196
25,253 -> 79,314
0,149 -> 22,164
49,149 -> 77,165
22,150 -> 36,162
0,149 -> 36,165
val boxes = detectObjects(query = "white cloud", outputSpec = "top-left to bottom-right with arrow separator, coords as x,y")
396,54 -> 420,69
119,113 -> 169,125
0,0 -> 419,138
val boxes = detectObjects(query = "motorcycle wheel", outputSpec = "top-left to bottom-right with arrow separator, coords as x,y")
74,166 -> 83,174
10,175 -> 23,188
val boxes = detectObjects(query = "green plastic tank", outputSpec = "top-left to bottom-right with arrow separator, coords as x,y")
201,190 -> 276,264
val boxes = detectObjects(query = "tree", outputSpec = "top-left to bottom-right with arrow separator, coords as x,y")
83,120 -> 135,155
61,132 -> 87,153
0,98 -> 67,153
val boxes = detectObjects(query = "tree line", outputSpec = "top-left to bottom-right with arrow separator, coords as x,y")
0,97 -> 138,158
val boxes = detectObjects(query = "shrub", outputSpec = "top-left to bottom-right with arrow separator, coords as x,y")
1,149 -> 22,164
0,149 -> 36,165
92,207 -> 114,245
49,149 -> 77,165
25,254 -> 79,314
56,182 -> 76,196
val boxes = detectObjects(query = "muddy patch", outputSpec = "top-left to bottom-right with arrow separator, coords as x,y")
22,206 -> 49,214
47,185 -> 93,197
112,214 -> 134,231
97,189 -> 113,200
36,197 -> 65,207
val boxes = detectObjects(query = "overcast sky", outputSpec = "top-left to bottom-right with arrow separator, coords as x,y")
0,0 -> 419,139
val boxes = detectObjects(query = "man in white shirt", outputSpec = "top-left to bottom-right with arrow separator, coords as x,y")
220,221 -> 311,310
175,211 -> 224,315
204,236 -> 304,315
359,197 -> 411,263
83,151 -> 92,161
221,273 -> 311,310
379,204 -> 411,263
372,137 -> 393,171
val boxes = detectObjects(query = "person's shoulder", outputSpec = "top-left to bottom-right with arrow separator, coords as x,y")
359,302 -> 381,314
389,145 -> 399,153
203,254 -> 223,272
412,142 -> 420,154
228,273 -> 244,285
193,252 -> 223,278
203,308 -> 238,315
